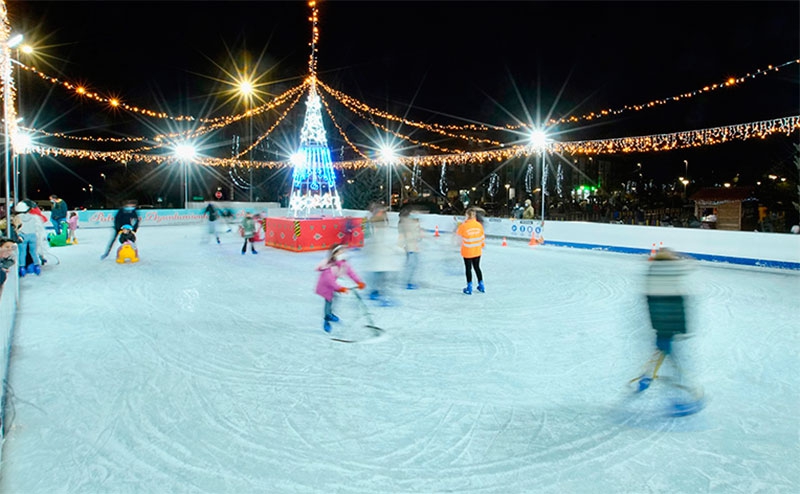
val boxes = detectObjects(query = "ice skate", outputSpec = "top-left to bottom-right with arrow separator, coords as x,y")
477,281 -> 485,293
463,282 -> 473,295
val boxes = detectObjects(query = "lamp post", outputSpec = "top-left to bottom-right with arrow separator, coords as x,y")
379,146 -> 397,210
504,183 -> 510,216
12,42 -> 30,202
530,129 -> 549,223
12,129 -> 30,204
3,33 -> 23,235
238,79 -> 255,203
175,144 -> 196,209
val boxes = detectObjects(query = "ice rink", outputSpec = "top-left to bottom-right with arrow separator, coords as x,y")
1,223 -> 798,493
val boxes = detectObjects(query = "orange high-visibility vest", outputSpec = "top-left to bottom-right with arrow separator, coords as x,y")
456,218 -> 485,259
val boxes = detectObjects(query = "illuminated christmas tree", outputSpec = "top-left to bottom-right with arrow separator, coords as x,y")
288,83 -> 342,217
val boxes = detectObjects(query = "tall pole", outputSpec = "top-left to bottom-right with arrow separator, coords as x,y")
11,46 -> 19,203
540,151 -> 546,223
387,162 -> 392,210
183,160 -> 188,208
248,115 -> 253,202
3,58 -> 11,235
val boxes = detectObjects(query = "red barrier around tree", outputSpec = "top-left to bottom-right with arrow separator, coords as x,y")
264,217 -> 363,252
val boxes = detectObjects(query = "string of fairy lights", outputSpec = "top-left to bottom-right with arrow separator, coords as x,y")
3,0 -> 798,171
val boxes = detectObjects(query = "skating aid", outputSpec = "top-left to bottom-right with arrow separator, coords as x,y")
329,287 -> 385,343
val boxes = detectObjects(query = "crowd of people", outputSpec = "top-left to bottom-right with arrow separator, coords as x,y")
0,196 -> 709,415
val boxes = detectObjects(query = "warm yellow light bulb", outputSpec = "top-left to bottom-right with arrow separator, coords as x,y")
76,87 -> 86,94
110,99 -> 119,107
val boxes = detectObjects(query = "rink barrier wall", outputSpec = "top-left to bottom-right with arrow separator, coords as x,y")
40,206 -> 799,270
1,206 -> 796,449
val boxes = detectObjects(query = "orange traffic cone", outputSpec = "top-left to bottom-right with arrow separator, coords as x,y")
649,243 -> 657,260
501,237 -> 507,247
434,225 -> 440,237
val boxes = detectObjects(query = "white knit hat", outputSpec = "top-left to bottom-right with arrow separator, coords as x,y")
14,202 -> 30,213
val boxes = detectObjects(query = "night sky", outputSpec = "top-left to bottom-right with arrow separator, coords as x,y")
6,0 -> 800,205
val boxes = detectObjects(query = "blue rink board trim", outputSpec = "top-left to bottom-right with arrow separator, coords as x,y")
543,240 -> 800,271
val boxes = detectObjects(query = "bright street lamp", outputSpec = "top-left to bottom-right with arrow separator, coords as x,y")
379,146 -> 397,210
175,144 -> 196,208
530,129 -> 549,223
238,78 -> 255,202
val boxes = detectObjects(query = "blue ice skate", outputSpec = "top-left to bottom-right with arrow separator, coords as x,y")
477,281 -> 485,293
323,320 -> 332,333
669,398 -> 704,417
463,282 -> 473,295
325,314 -> 340,322
635,376 -> 652,392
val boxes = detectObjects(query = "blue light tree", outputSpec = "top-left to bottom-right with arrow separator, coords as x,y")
289,84 -> 342,218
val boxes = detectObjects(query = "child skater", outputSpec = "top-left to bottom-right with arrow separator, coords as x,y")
116,224 -> 138,257
632,246 -> 703,416
240,212 -> 258,255
315,244 -> 366,333
67,211 -> 79,244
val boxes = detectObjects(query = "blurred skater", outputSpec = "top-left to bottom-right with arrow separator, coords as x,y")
631,247 -> 703,415
102,200 -> 141,260
398,207 -> 423,289
315,244 -> 365,333
456,207 -> 485,294
67,212 -> 79,244
204,203 -> 221,244
240,212 -> 258,255
362,203 -> 403,305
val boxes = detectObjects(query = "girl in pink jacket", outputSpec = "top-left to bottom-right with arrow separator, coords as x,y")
315,244 -> 365,333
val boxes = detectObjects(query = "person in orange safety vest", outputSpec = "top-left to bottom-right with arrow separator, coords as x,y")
455,207 -> 486,295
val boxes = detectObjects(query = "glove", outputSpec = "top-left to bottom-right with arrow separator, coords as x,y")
335,287 -> 348,294
357,282 -> 366,290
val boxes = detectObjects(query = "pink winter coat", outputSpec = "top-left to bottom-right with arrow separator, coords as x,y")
315,259 -> 363,302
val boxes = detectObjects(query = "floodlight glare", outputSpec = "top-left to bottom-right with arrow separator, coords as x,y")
530,129 -> 547,150
12,132 -> 31,152
290,152 -> 305,167
379,146 -> 396,162
7,34 -> 23,48
238,80 -> 254,96
174,144 -> 196,160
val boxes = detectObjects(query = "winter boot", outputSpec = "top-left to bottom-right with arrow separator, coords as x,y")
477,281 -> 485,293
462,282 -> 473,295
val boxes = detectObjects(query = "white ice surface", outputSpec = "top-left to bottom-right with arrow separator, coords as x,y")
1,224 -> 798,493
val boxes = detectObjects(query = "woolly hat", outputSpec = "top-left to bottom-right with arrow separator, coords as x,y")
121,224 -> 133,230
14,202 -> 30,213
329,244 -> 346,259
